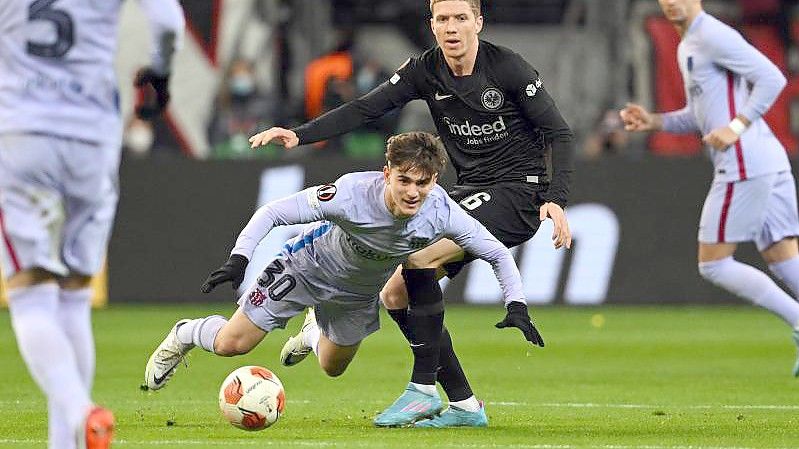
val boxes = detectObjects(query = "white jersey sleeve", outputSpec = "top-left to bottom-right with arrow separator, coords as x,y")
662,105 -> 700,134
702,21 -> 786,123
442,196 -> 526,305
0,0 -> 184,144
231,174 -> 357,260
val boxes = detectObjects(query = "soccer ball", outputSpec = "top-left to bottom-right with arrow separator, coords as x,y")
218,365 -> 286,430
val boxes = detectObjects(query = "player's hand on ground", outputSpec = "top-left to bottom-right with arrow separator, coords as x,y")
495,302 -> 545,347
201,254 -> 249,293
619,103 -> 658,132
249,127 -> 299,149
702,126 -> 738,151
540,202 -> 571,249
134,67 -> 171,120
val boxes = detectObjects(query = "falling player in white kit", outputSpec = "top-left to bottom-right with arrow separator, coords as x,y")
0,1 -> 184,448
143,132 -> 542,415
620,0 -> 799,376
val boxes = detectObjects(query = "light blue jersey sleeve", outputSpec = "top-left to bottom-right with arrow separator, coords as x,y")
231,176 -> 355,260
662,104 -> 700,134
442,196 -> 526,305
701,20 -> 786,122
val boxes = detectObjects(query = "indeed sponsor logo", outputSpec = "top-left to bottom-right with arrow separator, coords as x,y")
444,116 -> 506,137
443,116 -> 510,145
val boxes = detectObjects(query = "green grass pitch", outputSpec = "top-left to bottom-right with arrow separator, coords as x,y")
1,304 -> 798,448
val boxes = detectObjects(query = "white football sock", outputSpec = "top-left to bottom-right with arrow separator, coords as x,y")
49,399 -> 75,449
9,284 -> 91,434
769,256 -> 799,327
302,321 -> 321,356
175,315 -> 227,353
410,382 -> 438,396
699,257 -> 799,327
58,288 -> 95,389
449,395 -> 481,412
176,320 -> 194,345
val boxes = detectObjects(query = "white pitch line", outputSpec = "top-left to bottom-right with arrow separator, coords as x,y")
0,440 -> 794,449
1,399 -> 797,411
2,399 -> 798,411
532,402 -> 799,411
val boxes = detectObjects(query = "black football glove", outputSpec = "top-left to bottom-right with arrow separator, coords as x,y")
495,302 -> 545,347
134,67 -> 171,120
201,254 -> 249,293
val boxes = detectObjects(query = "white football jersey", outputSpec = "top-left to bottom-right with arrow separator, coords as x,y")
231,171 -> 526,305
0,0 -> 183,145
662,11 -> 790,182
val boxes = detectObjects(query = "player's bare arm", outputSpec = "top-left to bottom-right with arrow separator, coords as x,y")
702,114 -> 751,151
540,202 -> 571,249
619,103 -> 663,132
249,127 -> 299,149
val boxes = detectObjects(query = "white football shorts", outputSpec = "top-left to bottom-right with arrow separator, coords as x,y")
698,171 -> 799,251
0,133 -> 120,278
238,256 -> 380,346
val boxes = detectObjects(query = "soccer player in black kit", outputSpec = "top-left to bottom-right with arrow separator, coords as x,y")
249,0 -> 574,428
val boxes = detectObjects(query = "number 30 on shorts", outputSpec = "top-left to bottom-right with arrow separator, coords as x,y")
459,192 -> 491,211
255,259 -> 296,301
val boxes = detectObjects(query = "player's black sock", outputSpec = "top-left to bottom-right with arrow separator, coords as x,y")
387,307 -> 474,399
403,268 -> 444,385
386,308 -> 411,339
436,328 -> 474,401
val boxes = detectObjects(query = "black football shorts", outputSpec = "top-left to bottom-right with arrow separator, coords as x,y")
443,182 -> 545,278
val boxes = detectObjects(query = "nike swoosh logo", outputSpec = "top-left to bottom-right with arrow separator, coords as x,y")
434,93 -> 453,100
409,343 -> 425,348
153,362 -> 179,386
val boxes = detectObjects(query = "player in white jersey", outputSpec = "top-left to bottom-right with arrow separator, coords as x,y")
0,1 -> 184,448
620,0 -> 799,376
143,132 -> 542,427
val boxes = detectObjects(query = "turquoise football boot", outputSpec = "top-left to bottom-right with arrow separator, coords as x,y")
414,402 -> 488,428
373,383 -> 443,427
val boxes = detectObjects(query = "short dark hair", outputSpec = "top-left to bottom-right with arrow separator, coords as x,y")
430,0 -> 481,17
385,132 -> 448,179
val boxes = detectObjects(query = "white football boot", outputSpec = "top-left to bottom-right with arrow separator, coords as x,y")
144,319 -> 194,390
280,308 -> 317,366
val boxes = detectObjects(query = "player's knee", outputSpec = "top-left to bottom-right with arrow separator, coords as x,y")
6,268 -> 58,290
405,252 -> 439,269
698,257 -> 733,283
380,285 -> 408,309
213,336 -> 253,357
319,361 -> 348,377
59,274 -> 92,290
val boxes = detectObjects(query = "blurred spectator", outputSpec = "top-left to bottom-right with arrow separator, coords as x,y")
346,57 -> 401,158
208,59 -> 275,159
305,28 -> 354,120
302,29 -> 354,153
304,28 -> 398,157
582,108 -> 629,159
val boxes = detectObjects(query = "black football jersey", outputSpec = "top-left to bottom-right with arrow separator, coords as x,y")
294,40 -> 574,206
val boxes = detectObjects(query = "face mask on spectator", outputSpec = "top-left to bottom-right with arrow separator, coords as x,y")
229,75 -> 255,97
